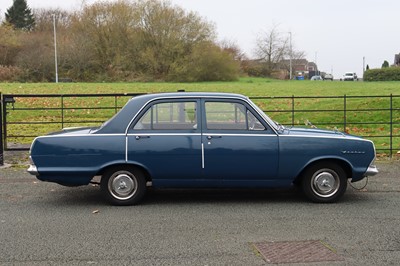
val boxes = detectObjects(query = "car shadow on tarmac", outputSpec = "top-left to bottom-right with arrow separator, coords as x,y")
43,184 -> 372,207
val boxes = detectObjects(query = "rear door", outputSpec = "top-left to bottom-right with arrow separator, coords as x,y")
127,99 -> 203,187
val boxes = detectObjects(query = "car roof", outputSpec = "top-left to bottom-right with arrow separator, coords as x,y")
131,92 -> 248,102
97,92 -> 249,134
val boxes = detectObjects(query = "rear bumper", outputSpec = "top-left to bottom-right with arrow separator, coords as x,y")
27,164 -> 39,176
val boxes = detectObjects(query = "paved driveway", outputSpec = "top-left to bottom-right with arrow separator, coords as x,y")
0,156 -> 399,265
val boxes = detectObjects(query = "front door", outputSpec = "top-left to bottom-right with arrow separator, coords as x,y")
201,100 -> 279,186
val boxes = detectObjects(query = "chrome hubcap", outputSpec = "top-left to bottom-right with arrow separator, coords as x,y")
312,169 -> 339,198
109,172 -> 137,200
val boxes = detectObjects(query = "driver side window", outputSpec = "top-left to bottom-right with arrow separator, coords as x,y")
205,102 -> 265,131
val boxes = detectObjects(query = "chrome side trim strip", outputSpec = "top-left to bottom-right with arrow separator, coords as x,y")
37,133 -> 126,139
279,134 -> 371,141
127,133 -> 274,137
205,133 -> 277,137
125,136 -> 128,162
127,133 -> 202,136
201,143 -> 205,169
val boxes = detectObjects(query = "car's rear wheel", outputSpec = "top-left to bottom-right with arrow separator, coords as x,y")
101,166 -> 146,206
301,162 -> 347,203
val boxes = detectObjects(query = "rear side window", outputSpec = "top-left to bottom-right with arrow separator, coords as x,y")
134,101 -> 197,130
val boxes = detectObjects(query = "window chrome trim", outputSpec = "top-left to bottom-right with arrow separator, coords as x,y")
125,97 -> 203,135
127,133 -> 202,136
124,95 -> 277,134
124,95 -> 281,136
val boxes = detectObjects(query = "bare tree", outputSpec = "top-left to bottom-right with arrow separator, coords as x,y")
220,39 -> 246,61
254,25 -> 305,78
33,8 -> 72,32
254,25 -> 288,75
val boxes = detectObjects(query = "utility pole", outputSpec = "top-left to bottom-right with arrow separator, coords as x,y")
288,32 -> 292,80
53,14 -> 58,83
315,51 -> 318,75
363,56 -> 366,76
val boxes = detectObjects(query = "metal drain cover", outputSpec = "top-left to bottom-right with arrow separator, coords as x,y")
253,240 -> 344,264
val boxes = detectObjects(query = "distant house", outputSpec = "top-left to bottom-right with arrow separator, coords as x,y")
280,59 -> 319,79
306,62 -> 317,72
243,58 -> 320,79
395,53 -> 400,66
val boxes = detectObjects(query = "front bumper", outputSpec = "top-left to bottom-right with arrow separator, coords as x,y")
364,164 -> 378,177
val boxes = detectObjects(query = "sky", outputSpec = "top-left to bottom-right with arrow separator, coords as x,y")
1,0 -> 399,78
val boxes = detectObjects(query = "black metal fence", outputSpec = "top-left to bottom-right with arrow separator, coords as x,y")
1,93 -> 144,152
1,93 -> 399,157
0,93 -> 3,165
251,94 -> 400,155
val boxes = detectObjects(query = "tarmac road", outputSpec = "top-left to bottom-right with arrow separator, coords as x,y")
0,156 -> 399,265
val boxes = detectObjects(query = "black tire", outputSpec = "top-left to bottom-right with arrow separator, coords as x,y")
100,166 -> 146,206
301,162 -> 347,203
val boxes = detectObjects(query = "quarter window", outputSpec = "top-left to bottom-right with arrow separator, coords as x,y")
134,102 -> 197,130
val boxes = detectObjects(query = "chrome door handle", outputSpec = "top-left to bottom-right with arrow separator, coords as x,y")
207,135 -> 222,140
135,135 -> 150,140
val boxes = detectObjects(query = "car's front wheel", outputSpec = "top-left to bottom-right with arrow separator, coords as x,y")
101,166 -> 146,206
301,162 -> 347,203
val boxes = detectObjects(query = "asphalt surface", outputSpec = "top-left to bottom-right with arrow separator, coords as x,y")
0,152 -> 400,265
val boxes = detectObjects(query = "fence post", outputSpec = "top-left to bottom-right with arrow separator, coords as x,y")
291,95 -> 295,126
343,95 -> 347,133
390,94 -> 393,157
61,95 -> 64,129
114,96 -> 118,114
0,92 -> 3,166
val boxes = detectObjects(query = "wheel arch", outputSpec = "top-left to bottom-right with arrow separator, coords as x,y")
96,163 -> 152,183
294,158 -> 352,185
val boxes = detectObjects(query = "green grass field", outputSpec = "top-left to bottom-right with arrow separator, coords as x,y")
1,78 -> 399,154
1,77 -> 400,96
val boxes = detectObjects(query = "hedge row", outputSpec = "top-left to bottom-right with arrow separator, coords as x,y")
0,65 -> 21,81
363,67 -> 400,81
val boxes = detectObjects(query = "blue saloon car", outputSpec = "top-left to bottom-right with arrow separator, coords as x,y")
28,92 -> 378,205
